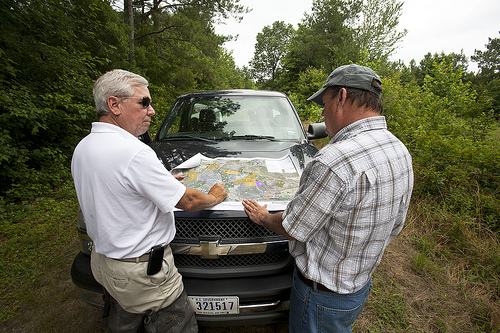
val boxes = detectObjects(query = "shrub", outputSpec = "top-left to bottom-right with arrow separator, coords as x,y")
383,62 -> 500,232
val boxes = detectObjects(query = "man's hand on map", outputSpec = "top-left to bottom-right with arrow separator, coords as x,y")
243,200 -> 295,241
173,173 -> 185,183
242,199 -> 269,226
208,183 -> 227,204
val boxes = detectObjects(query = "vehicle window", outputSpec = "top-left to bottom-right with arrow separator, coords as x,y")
157,95 -> 304,141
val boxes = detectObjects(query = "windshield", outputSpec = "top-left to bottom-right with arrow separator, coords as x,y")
157,94 -> 305,141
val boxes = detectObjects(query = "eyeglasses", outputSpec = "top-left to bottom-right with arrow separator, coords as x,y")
117,96 -> 153,108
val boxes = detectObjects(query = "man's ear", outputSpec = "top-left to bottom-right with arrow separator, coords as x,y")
107,96 -> 121,116
338,88 -> 347,105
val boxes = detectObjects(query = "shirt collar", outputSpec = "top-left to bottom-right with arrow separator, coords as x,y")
91,122 -> 138,140
331,116 -> 387,144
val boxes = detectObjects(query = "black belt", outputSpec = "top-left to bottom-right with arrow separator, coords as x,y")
296,269 -> 332,292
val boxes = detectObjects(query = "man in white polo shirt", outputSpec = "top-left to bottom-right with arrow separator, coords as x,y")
71,69 -> 227,332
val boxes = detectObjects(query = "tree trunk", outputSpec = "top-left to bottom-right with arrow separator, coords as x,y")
125,0 -> 135,63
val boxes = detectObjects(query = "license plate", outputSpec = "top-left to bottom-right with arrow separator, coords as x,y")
188,296 -> 239,315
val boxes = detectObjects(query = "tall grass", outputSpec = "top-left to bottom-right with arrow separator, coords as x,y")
353,198 -> 500,332
0,180 -> 79,324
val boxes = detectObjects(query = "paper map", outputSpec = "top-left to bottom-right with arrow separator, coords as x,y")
172,153 -> 301,210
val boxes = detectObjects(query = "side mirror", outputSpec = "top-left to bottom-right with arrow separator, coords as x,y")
307,122 -> 328,139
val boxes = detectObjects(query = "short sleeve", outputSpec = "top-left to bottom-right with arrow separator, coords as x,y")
125,146 -> 186,213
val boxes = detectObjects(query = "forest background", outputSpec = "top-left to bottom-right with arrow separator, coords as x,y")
0,0 -> 499,332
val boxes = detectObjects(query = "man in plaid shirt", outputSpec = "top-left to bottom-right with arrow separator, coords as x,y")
243,64 -> 413,332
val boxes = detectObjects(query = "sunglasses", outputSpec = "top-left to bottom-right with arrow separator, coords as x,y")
117,96 -> 153,108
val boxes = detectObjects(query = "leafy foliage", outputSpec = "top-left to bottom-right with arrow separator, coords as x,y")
0,0 -> 250,203
0,0 -> 499,237
472,33 -> 500,77
255,0 -> 406,92
250,21 -> 294,88
0,1 -> 499,330
381,62 -> 499,231
471,33 -> 500,118
0,0 -> 118,201
287,67 -> 326,122
409,51 -> 469,86
352,0 -> 407,61
280,0 -> 362,91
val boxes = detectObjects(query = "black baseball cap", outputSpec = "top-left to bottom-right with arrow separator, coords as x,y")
308,64 -> 382,106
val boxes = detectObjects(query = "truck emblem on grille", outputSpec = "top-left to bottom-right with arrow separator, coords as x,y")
191,241 -> 230,259
184,241 -> 270,259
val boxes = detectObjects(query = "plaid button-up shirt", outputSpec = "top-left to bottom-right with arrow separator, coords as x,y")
283,116 -> 413,294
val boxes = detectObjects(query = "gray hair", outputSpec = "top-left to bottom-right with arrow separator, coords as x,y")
93,69 -> 149,118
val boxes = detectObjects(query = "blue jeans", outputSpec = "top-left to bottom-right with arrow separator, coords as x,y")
289,268 -> 372,333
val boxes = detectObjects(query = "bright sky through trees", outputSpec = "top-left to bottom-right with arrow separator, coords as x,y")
215,0 -> 500,71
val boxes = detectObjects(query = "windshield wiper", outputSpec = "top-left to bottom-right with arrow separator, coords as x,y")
219,135 -> 277,141
161,135 -> 216,142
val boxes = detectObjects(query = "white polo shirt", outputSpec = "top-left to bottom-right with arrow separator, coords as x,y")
71,122 -> 186,259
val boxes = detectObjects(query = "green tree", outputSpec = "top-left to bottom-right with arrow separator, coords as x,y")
287,67 -> 327,121
122,0 -> 248,65
281,0 -> 406,92
410,51 -> 469,86
353,0 -> 407,61
122,0 -> 249,91
250,21 -> 294,89
472,33 -> 500,77
422,61 -> 493,141
382,66 -> 499,230
281,0 -> 362,91
0,0 -> 250,203
471,33 -> 500,117
99,0 -> 252,134
0,0 -> 125,201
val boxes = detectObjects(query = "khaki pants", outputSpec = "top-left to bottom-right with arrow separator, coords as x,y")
105,289 -> 198,333
91,246 -> 184,314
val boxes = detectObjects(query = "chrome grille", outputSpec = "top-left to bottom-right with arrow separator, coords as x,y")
174,252 -> 290,268
172,217 -> 284,244
172,217 -> 290,269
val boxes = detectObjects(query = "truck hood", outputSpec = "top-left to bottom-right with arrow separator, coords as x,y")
149,139 -> 318,172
